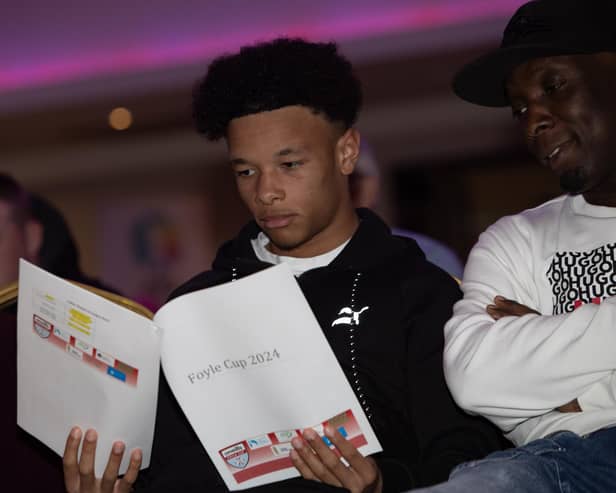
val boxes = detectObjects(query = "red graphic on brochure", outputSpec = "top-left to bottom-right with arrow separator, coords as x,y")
33,314 -> 139,386
219,409 -> 367,484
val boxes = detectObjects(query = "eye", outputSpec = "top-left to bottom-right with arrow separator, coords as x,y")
281,161 -> 302,169
511,105 -> 528,120
235,168 -> 255,177
544,78 -> 565,95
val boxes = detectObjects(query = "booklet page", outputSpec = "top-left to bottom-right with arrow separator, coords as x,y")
17,259 -> 161,476
156,263 -> 382,490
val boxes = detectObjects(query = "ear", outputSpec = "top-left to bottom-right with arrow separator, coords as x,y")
23,219 -> 43,263
336,128 -> 360,176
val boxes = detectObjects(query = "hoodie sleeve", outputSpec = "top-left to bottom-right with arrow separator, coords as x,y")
443,216 -> 616,432
406,268 -> 504,486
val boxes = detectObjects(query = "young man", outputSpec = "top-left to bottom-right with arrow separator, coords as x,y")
63,38 -> 502,493
411,1 -> 616,491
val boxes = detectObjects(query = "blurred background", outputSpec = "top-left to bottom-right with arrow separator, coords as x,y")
1,0 -> 561,308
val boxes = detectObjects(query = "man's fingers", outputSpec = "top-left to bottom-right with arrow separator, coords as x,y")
291,432 -> 344,487
100,441 -> 125,493
62,428 -> 140,493
304,429 -> 356,486
557,398 -> 582,413
493,296 -> 538,313
63,426 -> 83,493
486,305 -> 506,320
290,448 -> 320,482
78,428 -> 98,493
487,296 -> 540,319
116,448 -> 143,493
324,426 -> 377,485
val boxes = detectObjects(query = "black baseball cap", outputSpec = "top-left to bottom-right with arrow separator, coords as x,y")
453,0 -> 616,107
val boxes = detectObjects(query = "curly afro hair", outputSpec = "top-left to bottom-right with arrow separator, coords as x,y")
192,38 -> 362,140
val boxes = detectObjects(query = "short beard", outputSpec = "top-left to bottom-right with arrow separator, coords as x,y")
559,167 -> 587,194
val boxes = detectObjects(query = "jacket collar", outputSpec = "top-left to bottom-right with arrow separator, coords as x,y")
211,208 -> 424,275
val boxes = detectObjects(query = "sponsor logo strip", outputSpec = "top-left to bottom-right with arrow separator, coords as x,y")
32,314 -> 139,386
220,410 -> 367,484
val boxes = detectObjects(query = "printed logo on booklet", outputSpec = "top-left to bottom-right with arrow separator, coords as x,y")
219,409 -> 367,484
221,443 -> 249,469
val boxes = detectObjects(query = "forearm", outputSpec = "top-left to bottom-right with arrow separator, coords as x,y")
444,296 -> 616,426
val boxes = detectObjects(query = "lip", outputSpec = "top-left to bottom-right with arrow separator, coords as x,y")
542,139 -> 574,172
259,213 -> 296,229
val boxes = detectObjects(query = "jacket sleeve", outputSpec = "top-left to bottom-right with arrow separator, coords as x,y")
443,216 -> 616,432
406,268 -> 504,486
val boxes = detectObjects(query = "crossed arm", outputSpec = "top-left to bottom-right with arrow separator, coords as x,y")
443,219 -> 616,429
486,296 -> 581,413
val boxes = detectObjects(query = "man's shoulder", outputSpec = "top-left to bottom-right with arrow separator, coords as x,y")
485,194 -> 567,239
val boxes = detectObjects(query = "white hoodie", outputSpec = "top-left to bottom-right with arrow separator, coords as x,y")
444,194 -> 616,446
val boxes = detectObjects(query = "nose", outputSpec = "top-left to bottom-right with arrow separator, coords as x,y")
256,170 -> 284,205
525,102 -> 555,140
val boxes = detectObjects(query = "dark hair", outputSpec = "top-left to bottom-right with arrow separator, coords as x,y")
29,195 -> 83,280
0,173 -> 31,224
193,38 -> 362,140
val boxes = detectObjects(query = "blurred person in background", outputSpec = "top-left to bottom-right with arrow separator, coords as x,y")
349,142 -> 464,279
1,172 -> 113,492
0,174 -> 42,288
0,172 -> 112,289
1,173 -> 62,492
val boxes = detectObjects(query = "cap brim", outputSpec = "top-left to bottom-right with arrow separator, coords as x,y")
452,44 -> 591,107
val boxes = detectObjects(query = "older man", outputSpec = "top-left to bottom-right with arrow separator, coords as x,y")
413,1 -> 616,492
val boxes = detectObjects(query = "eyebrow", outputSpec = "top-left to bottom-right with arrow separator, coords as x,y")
276,147 -> 302,157
229,147 -> 304,166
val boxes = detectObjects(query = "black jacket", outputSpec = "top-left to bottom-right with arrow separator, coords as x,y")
139,209 -> 503,492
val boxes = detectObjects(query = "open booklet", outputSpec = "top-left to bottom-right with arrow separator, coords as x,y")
18,260 -> 381,490
17,259 -> 161,477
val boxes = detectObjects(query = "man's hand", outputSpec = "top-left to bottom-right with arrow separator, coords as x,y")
486,296 -> 581,414
486,296 -> 540,320
557,399 -> 582,413
63,426 -> 142,493
290,426 -> 382,493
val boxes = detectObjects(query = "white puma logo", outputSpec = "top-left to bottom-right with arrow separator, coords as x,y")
331,306 -> 370,327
